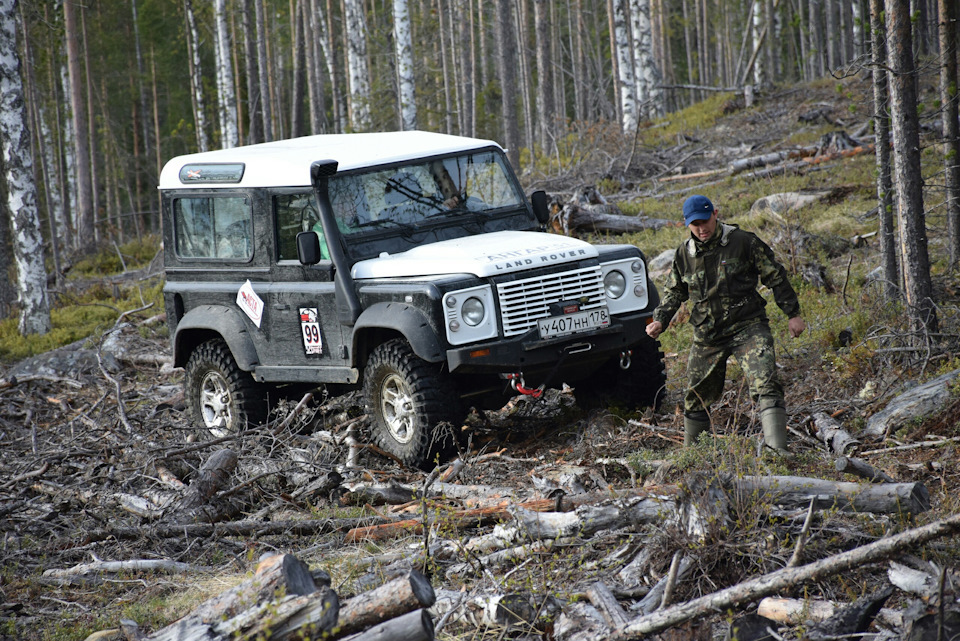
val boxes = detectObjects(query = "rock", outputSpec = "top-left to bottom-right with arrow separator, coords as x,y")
750,190 -> 831,217
861,368 -> 960,439
647,249 -> 675,275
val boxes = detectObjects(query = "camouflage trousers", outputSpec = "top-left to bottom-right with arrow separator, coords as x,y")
684,321 -> 784,415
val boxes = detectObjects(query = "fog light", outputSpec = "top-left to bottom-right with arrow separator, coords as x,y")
446,296 -> 457,308
449,320 -> 460,332
634,285 -> 646,297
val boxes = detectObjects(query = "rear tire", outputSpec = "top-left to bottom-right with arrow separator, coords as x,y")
363,338 -> 461,469
185,338 -> 267,437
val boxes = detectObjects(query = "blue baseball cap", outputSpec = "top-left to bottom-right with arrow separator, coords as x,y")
683,195 -> 715,225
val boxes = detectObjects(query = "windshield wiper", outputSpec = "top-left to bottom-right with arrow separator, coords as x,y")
355,217 -> 418,236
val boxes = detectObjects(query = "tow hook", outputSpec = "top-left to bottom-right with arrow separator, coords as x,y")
620,350 -> 632,370
504,372 -> 544,398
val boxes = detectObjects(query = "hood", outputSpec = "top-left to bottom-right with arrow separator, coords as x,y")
351,230 -> 599,279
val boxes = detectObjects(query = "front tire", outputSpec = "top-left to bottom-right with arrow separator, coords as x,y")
363,338 -> 461,469
185,339 -> 267,437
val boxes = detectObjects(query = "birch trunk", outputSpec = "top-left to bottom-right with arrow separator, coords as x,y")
393,0 -> 417,130
213,0 -> 239,148
752,0 -> 765,85
630,0 -> 663,119
305,0 -> 324,134
460,0 -> 475,136
343,0 -> 372,131
613,0 -> 637,132
887,0 -> 937,333
515,0 -> 534,155
79,7 -> 99,243
184,0 -> 209,151
938,0 -> 960,266
63,0 -> 94,252
0,0 -> 51,335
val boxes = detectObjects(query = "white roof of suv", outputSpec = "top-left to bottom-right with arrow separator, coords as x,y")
158,131 -> 503,190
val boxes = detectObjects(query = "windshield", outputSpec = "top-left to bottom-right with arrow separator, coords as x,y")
328,149 -> 525,235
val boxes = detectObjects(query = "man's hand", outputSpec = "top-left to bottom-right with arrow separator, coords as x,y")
788,316 -> 805,338
646,320 -> 663,339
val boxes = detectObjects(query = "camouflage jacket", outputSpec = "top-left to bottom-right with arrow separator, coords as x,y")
653,223 -> 801,343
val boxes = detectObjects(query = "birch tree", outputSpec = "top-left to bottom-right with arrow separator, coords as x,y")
938,0 -> 960,266
0,0 -> 50,335
241,0 -> 263,143
392,0 -> 416,130
869,0 -> 898,301
886,0 -> 937,333
630,0 -> 663,118
343,0 -> 371,131
184,0 -> 209,152
613,0 -> 637,132
213,0 -> 238,148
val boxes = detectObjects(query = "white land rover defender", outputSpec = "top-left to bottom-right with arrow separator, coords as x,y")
160,131 -> 665,467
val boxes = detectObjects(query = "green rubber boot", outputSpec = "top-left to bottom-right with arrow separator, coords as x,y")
684,413 -> 710,446
761,407 -> 792,457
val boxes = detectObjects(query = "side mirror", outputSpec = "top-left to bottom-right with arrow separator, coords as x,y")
297,231 -> 322,265
531,190 -> 549,225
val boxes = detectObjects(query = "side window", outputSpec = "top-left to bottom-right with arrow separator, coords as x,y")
174,196 -> 252,260
275,193 -> 321,261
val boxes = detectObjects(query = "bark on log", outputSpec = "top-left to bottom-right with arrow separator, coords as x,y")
147,554 -> 339,641
342,609 -> 434,641
334,570 -> 435,638
887,560 -> 939,597
726,475 -> 929,515
757,597 -> 836,624
553,205 -> 674,235
812,412 -> 861,456
184,553 -> 321,625
835,457 -> 896,484
167,449 -> 239,525
586,582 -> 630,628
608,512 -> 960,640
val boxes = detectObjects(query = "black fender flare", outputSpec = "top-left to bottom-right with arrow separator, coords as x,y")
353,302 -> 444,364
173,304 -> 260,370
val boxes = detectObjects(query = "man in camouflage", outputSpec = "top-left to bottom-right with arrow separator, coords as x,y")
645,195 -> 805,454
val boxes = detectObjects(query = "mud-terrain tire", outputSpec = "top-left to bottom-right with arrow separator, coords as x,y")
363,338 -> 461,469
581,335 -> 666,410
185,338 -> 267,437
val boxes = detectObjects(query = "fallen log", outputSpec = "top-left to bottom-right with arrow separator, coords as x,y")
146,553 -> 339,641
552,205 -> 675,235
586,581 -> 630,628
341,609 -> 434,641
726,475 -> 929,515
168,448 -> 239,525
333,570 -> 435,638
608,512 -> 960,640
757,597 -> 836,624
835,456 -> 895,484
812,412 -> 860,456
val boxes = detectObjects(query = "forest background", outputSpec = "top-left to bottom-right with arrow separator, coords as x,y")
1,0 -> 957,345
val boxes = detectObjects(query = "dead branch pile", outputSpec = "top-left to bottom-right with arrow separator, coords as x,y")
3,315 -> 960,641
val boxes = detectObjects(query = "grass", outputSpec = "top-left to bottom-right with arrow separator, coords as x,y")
0,237 -> 165,365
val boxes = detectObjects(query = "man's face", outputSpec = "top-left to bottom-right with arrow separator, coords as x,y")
688,211 -> 718,241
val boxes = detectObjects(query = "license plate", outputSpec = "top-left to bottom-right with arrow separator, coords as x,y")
537,307 -> 609,339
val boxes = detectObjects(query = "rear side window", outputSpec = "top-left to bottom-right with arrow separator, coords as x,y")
174,196 -> 252,260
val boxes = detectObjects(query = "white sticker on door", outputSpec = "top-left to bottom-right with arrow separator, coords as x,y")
236,279 -> 264,328
300,307 -> 323,355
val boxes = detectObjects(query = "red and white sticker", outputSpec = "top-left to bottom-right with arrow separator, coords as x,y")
299,307 -> 323,355
236,280 -> 264,328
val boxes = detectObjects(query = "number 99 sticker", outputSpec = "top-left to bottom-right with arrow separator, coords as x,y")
299,308 -> 323,355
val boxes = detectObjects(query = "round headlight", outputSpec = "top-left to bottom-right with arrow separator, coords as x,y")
604,270 -> 627,299
461,297 -> 485,326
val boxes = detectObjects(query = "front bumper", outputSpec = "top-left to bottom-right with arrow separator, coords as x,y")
446,312 -> 654,385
